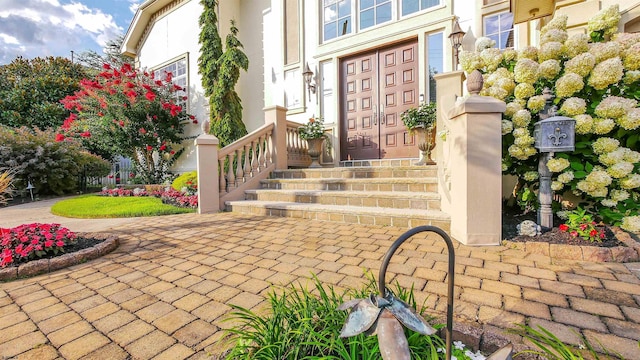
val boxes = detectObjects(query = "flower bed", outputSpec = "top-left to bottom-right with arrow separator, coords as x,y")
99,186 -> 198,209
1,223 -> 74,268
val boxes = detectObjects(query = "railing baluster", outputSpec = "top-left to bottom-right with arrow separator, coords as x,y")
235,149 -> 243,183
243,144 -> 251,180
227,153 -> 236,190
251,140 -> 258,175
218,158 -> 226,193
257,136 -> 265,171
265,131 -> 273,166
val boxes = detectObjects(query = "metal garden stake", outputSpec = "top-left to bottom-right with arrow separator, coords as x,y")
338,226 -> 513,360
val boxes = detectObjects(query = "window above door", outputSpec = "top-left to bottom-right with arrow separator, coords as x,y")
322,0 -> 442,43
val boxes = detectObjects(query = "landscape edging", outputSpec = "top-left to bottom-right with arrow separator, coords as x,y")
0,233 -> 119,281
502,227 -> 640,262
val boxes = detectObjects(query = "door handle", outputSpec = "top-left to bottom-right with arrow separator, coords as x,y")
380,104 -> 385,124
373,105 -> 377,125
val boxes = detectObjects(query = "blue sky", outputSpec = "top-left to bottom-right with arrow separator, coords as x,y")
0,0 -> 141,65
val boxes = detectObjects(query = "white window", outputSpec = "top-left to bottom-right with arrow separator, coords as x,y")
484,12 -> 514,49
323,0 -> 352,42
360,0 -> 392,30
284,68 -> 302,109
153,58 -> 188,108
401,0 -> 440,16
426,32 -> 443,103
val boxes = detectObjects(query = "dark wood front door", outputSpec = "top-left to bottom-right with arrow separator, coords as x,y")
340,41 -> 419,160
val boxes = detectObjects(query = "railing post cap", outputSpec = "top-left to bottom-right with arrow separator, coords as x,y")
195,134 -> 219,145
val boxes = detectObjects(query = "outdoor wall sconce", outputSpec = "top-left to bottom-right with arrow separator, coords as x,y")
448,17 -> 465,67
302,62 -> 316,100
338,225 -> 513,360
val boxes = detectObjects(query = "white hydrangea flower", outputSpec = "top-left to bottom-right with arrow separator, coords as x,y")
577,180 -> 597,194
575,114 -> 594,134
555,72 -> 584,98
541,15 -> 568,34
551,181 -> 564,191
558,171 -> 575,183
514,83 -> 535,100
617,108 -> 640,130
564,53 -> 596,77
620,174 -> 640,189
524,171 -> 539,181
598,148 -> 625,166
481,48 -> 503,72
621,215 -> 640,233
607,161 -> 634,178
495,78 -> 516,94
527,95 -> 546,113
459,50 -> 484,74
623,70 -> 640,85
564,34 -> 590,58
541,29 -> 568,45
539,59 -> 561,80
488,86 -> 509,101
524,146 -> 537,157
517,46 -> 538,61
592,137 -> 620,154
502,48 -> 518,62
592,118 -> 616,135
514,58 -> 539,84
501,120 -> 514,135
601,199 -> 618,207
623,43 -> 640,70
508,144 -> 526,160
595,96 -> 637,119
591,187 -> 609,198
612,32 -> 640,50
539,41 -> 564,62
514,134 -> 535,147
475,37 -> 496,52
589,42 -> 621,63
512,109 -> 532,128
505,102 -> 523,118
588,57 -> 624,90
585,169 -> 613,187
546,158 -> 570,172
588,4 -> 621,37
610,189 -> 630,202
512,128 -> 529,138
501,162 -> 508,172
559,97 -> 586,116
623,148 -> 640,163
556,210 -> 570,220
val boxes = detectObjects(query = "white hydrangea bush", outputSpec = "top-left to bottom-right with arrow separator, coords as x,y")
460,5 -> 640,231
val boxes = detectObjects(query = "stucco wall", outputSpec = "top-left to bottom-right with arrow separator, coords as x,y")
137,0 -> 206,173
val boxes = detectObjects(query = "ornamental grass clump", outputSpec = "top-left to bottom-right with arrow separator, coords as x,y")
221,274 -> 488,360
0,168 -> 16,206
460,6 -> 640,232
1,224 -> 75,268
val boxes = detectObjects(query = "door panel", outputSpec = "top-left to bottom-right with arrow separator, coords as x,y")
340,40 -> 418,161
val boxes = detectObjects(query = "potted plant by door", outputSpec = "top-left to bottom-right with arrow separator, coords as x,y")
298,116 -> 331,168
401,102 -> 437,165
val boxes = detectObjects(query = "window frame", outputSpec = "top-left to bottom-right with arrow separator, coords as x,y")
358,0 -> 393,31
483,11 -> 514,49
151,53 -> 189,110
322,0 -> 353,43
400,0 -> 441,18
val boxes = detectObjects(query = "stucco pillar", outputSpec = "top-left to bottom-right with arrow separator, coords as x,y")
195,134 -> 220,214
447,95 -> 506,245
264,105 -> 288,170
434,71 -> 465,214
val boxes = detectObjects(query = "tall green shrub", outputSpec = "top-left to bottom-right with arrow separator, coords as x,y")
0,57 -> 89,130
459,5 -> 640,232
0,127 -> 110,195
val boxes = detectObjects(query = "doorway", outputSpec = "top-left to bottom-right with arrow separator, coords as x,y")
340,40 -> 419,160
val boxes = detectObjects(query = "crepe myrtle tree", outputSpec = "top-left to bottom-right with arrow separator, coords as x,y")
458,5 -> 640,232
57,63 -> 198,184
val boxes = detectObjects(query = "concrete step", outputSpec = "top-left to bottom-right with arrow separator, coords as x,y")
259,177 -> 438,192
245,189 -> 441,210
339,158 -> 420,167
271,166 -> 437,180
225,200 -> 451,230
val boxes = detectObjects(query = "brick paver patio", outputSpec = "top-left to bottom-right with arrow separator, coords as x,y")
1,212 -> 639,359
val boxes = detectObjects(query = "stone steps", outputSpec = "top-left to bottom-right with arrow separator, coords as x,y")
225,164 -> 450,228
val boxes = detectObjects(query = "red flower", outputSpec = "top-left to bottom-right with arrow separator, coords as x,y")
129,172 -> 135,178
121,63 -> 133,73
108,174 -> 114,179
165,72 -> 173,82
600,232 -> 606,239
146,145 -> 153,151
145,91 -> 156,101
162,102 -> 171,110
80,131 -> 91,138
579,224 -> 588,231
119,120 -> 125,127
102,63 -> 111,70
170,150 -> 175,155
192,119 -> 198,124
55,240 -> 65,247
172,84 -> 183,91
155,80 -> 163,86
98,112 -> 104,117
170,104 -> 182,117
159,144 -> 167,151
570,231 -> 578,238
55,133 -> 65,142
139,128 -> 147,134
558,224 -> 569,232
589,229 -> 598,238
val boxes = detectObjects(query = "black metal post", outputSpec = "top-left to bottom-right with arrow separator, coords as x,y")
378,226 -> 455,360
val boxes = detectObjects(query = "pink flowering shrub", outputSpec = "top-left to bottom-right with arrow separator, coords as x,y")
1,224 -> 76,268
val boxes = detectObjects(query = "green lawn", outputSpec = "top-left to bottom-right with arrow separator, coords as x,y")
51,195 -> 195,218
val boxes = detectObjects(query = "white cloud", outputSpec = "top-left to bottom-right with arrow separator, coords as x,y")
0,0 -> 123,64
129,1 -> 141,14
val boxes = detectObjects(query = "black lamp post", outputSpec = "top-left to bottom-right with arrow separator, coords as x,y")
448,17 -> 465,68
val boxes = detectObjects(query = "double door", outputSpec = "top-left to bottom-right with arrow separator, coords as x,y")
340,40 -> 419,160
